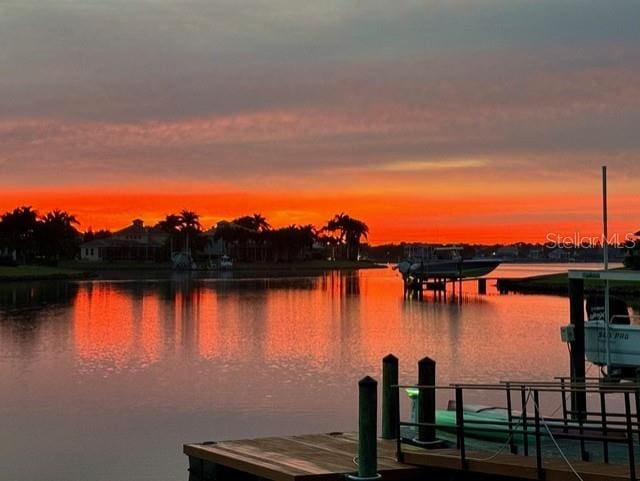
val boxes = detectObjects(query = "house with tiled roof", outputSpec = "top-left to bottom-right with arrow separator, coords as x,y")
80,219 -> 170,262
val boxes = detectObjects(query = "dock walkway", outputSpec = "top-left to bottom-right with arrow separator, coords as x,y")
185,432 -> 421,481
185,432 -> 632,481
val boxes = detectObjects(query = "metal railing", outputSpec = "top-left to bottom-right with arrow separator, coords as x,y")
393,381 -> 640,481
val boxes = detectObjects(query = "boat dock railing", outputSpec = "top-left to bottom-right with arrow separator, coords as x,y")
393,380 -> 640,480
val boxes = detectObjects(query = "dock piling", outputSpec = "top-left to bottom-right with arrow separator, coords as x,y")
382,354 -> 399,440
349,376 -> 380,480
569,277 -> 587,420
416,357 -> 437,444
478,278 -> 487,295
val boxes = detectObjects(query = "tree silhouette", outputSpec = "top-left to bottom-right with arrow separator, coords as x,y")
179,210 -> 202,232
267,224 -> 317,262
178,210 -> 202,253
83,229 -> 112,242
232,213 -> 271,232
156,214 -> 183,253
0,206 -> 39,263
230,214 -> 271,260
323,213 -> 369,261
37,210 -> 81,262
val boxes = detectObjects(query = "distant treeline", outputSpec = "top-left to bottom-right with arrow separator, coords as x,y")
0,206 -> 370,264
366,241 -> 639,265
0,206 -> 80,264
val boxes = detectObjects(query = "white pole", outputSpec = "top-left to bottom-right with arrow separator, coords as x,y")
602,166 -> 611,370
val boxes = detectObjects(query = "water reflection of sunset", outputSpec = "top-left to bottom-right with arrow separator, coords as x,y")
73,283 -> 168,371
66,270 -> 569,387
2,267 -> 577,481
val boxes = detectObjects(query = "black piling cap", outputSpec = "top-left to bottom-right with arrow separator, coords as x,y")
359,376 -> 378,386
383,353 -> 398,363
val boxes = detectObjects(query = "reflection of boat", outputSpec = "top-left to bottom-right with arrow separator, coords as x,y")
397,246 -> 501,279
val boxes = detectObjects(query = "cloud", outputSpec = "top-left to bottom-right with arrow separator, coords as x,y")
1,0 -> 640,227
376,159 -> 489,172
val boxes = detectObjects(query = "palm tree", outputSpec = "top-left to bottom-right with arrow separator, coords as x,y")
251,213 -> 271,232
229,214 -> 271,260
37,210 -> 81,261
322,213 -> 369,261
178,210 -> 202,254
343,217 -> 369,261
266,224 -> 317,262
179,210 -> 201,232
156,214 -> 182,254
231,213 -> 271,232
0,206 -> 39,263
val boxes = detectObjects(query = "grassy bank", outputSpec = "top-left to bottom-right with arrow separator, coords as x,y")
497,271 -> 640,304
0,265 -> 95,282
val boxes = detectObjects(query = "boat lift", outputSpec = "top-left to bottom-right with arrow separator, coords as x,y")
561,166 -> 640,419
564,269 -> 640,377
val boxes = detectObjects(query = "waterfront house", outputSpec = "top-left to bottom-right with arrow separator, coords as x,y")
548,247 -> 572,261
495,245 -> 519,260
79,219 -> 170,262
202,227 -> 227,259
528,248 -> 545,260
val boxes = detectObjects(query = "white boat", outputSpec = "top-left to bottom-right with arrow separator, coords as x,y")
397,246 -> 501,279
219,255 -> 233,270
172,251 -> 196,270
585,321 -> 640,367
561,168 -> 640,379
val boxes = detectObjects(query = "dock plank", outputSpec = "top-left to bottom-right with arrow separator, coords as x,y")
186,432 -> 634,481
404,448 -> 632,481
185,433 -> 420,481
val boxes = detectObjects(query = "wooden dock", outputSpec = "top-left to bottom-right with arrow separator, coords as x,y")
184,432 -> 633,481
404,448 -> 632,481
185,432 -> 422,481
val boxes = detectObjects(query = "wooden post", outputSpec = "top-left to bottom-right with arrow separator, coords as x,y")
478,278 -> 487,295
382,354 -> 399,439
569,277 -> 587,419
416,357 -> 436,444
350,376 -> 379,480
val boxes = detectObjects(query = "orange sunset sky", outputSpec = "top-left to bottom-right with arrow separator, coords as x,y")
2,1 -> 640,244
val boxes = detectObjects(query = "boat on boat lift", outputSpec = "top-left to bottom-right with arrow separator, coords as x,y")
396,245 -> 501,279
565,269 -> 640,378
561,166 -> 640,379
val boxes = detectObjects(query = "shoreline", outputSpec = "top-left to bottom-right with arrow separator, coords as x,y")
497,271 -> 640,305
60,259 -> 386,271
0,266 -> 96,283
0,260 -> 386,283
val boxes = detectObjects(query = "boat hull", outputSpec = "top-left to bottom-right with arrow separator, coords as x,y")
585,321 -> 640,367
408,259 -> 501,279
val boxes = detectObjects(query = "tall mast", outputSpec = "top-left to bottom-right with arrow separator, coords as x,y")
602,166 -> 611,370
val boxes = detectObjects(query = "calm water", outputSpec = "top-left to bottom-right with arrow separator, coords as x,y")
0,263 -> 612,480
